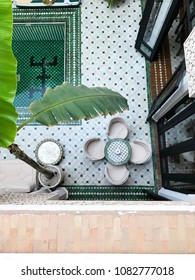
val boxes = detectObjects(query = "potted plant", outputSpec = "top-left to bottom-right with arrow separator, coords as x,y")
106,0 -> 124,7
0,0 -> 129,188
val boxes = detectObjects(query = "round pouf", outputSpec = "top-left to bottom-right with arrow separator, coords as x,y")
38,165 -> 64,189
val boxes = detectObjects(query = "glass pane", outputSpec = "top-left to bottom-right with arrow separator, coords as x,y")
169,181 -> 195,188
190,1 -> 195,29
163,98 -> 193,124
192,17 -> 195,29
164,111 -> 195,176
165,111 -> 195,147
140,43 -> 152,56
152,67 -> 183,114
143,0 -> 173,48
168,151 -> 195,174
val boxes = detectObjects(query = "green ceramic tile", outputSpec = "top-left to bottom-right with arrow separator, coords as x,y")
13,7 -> 81,126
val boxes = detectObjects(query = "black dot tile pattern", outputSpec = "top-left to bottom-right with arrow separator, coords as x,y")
0,1 -> 158,201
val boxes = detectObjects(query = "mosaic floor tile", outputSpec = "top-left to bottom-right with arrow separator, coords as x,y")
0,0 -> 157,200
12,7 -> 81,126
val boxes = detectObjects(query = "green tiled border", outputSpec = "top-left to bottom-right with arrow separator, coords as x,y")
13,7 -> 81,126
140,0 -> 158,195
145,61 -> 158,195
65,186 -> 155,200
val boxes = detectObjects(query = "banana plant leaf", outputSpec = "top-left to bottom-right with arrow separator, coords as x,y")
28,82 -> 129,127
0,0 -> 18,148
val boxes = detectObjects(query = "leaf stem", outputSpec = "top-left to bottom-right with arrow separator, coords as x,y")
17,115 -> 35,131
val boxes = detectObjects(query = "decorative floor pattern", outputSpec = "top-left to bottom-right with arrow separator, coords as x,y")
13,26 -> 65,107
148,37 -> 172,100
12,7 -> 81,126
0,0 -> 157,200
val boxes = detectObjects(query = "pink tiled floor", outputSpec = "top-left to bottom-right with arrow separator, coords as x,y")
0,207 -> 195,253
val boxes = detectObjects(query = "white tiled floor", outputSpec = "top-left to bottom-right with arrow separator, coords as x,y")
0,0 -> 155,187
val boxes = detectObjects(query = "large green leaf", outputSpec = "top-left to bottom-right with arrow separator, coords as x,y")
0,0 -> 18,148
28,82 -> 128,127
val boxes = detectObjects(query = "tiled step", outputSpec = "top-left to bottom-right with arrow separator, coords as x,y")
65,186 -> 154,200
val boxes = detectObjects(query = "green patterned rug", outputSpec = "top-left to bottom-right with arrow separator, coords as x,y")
12,7 -> 81,126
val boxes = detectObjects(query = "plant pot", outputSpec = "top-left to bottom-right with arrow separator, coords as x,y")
38,165 -> 64,189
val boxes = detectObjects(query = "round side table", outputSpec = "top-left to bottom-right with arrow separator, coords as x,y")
104,138 -> 132,166
35,138 -> 63,165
